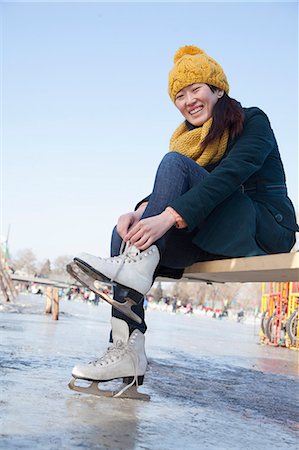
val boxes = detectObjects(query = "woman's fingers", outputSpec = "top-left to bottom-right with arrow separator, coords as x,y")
117,220 -> 130,239
134,234 -> 153,248
137,238 -> 154,251
128,229 -> 153,250
125,225 -> 145,244
125,214 -> 173,249
117,212 -> 139,239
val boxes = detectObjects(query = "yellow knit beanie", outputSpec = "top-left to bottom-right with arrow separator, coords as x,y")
168,45 -> 229,102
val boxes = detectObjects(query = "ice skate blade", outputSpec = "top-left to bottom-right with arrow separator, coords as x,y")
68,377 -> 150,401
66,263 -> 142,324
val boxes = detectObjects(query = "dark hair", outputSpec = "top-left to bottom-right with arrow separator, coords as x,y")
201,85 -> 245,150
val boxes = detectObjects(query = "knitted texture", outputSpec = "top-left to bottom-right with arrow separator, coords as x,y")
168,45 -> 229,102
169,117 -> 229,167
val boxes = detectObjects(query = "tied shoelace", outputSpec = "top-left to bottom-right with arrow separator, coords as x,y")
114,343 -> 139,398
91,340 -> 127,366
110,241 -> 142,283
90,338 -> 139,397
106,241 -> 156,286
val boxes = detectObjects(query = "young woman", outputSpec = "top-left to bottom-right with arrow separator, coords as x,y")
68,45 -> 298,397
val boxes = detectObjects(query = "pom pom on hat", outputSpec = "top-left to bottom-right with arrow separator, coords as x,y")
173,45 -> 205,63
168,45 -> 229,101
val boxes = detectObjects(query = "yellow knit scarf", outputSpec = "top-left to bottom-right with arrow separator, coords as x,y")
169,118 -> 229,167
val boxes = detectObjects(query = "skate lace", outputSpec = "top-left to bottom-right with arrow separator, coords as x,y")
91,338 -> 140,398
110,241 -> 142,283
92,340 -> 126,366
109,241 -> 156,286
113,342 -> 139,398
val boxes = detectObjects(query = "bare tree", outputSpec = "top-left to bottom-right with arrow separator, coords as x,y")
38,259 -> 52,278
52,255 -> 73,282
166,280 -> 262,312
150,281 -> 163,302
13,249 -> 37,275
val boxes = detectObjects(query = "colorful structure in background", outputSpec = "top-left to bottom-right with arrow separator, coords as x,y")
260,282 -> 299,350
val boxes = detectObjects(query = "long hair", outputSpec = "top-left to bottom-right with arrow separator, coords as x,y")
201,85 -> 245,150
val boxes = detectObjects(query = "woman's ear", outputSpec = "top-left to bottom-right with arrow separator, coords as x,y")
217,90 -> 224,98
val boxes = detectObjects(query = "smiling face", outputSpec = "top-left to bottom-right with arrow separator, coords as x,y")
174,83 -> 224,126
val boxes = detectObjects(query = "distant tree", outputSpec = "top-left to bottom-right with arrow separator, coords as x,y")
52,255 -> 73,282
234,283 -> 262,312
169,280 -> 261,312
13,249 -> 37,275
151,281 -> 163,302
170,281 -> 211,306
171,282 -> 189,305
38,259 -> 52,278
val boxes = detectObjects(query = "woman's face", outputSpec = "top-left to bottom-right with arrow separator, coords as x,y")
174,83 -> 224,126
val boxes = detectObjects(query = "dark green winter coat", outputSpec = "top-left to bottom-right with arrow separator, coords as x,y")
168,107 -> 298,257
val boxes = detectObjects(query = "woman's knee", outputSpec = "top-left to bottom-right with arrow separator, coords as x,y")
159,152 -> 208,183
157,152 -> 190,175
160,151 -> 187,165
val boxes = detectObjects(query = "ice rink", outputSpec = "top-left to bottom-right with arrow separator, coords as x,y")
1,294 -> 298,449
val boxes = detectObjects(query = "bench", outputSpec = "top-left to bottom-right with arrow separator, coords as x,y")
180,252 -> 299,283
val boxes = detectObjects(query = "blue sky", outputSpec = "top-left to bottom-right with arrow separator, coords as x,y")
1,1 -> 298,261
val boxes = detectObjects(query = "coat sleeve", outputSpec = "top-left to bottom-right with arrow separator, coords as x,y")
169,108 -> 277,231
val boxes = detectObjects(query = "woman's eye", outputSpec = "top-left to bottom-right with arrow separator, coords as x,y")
176,95 -> 183,100
193,87 -> 200,92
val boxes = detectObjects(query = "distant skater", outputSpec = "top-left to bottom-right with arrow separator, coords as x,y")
68,45 -> 298,399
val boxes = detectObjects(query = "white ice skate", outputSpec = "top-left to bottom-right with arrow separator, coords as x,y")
69,242 -> 160,322
66,262 -> 143,323
75,242 -> 160,295
68,317 -> 149,401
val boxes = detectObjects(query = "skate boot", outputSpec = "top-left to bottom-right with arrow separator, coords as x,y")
70,242 -> 160,323
68,317 -> 149,401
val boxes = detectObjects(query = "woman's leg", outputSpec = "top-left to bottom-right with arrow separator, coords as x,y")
142,152 -> 209,218
141,152 -> 209,252
108,152 -> 212,334
70,152 -> 215,394
77,152 -> 213,335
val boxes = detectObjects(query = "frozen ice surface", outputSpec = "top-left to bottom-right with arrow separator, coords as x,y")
0,294 -> 298,449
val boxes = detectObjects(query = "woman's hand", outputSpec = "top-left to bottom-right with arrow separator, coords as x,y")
116,211 -> 142,239
116,202 -> 148,239
124,211 -> 176,251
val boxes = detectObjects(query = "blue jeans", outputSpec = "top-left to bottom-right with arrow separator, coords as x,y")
110,152 -> 219,335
